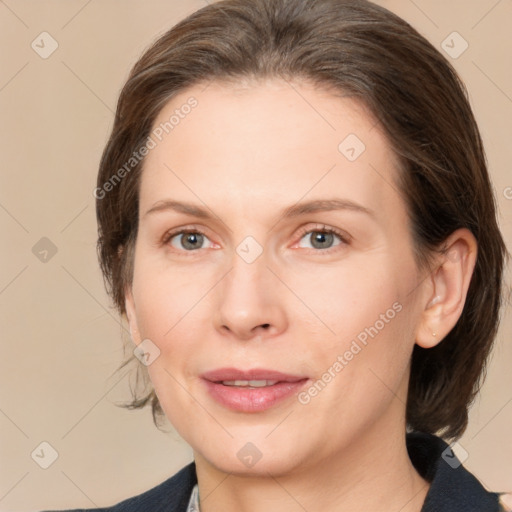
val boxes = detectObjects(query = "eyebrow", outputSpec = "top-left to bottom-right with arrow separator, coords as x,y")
144,198 -> 374,220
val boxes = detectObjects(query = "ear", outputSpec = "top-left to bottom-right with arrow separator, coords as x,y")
125,286 -> 142,344
416,228 -> 477,348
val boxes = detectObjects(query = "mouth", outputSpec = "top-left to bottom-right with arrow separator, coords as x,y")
201,368 -> 309,412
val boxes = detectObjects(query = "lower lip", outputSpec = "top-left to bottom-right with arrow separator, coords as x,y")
203,379 -> 309,412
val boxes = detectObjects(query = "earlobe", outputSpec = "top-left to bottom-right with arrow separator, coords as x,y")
416,228 -> 477,349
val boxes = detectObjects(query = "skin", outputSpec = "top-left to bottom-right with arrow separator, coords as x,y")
125,79 -> 477,512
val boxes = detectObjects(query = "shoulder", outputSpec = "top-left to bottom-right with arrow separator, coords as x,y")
406,432 -> 507,512
42,462 -> 197,512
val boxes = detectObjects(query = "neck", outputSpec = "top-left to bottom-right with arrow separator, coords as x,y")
194,418 -> 430,512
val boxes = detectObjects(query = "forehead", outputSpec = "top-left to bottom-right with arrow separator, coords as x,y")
139,79 -> 404,225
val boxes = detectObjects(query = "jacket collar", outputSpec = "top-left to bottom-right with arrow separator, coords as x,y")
407,432 -> 500,511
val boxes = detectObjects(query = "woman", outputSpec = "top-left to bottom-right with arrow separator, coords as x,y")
52,0 -> 510,510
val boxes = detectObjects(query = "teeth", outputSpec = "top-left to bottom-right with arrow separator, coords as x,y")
221,380 -> 278,387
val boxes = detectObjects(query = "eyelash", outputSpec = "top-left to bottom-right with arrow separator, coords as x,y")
161,224 -> 350,256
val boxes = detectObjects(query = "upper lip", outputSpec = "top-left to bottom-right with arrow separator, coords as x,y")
201,368 -> 308,383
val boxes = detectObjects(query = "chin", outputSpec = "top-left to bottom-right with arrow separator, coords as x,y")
193,434 -> 308,478
209,451 -> 301,478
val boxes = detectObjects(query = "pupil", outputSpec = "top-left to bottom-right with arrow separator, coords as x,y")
183,233 -> 202,250
312,232 -> 333,249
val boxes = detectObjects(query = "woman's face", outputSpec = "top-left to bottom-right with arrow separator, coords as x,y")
125,79 -> 432,476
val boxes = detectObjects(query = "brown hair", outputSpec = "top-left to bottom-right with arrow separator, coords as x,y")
96,0 -> 507,440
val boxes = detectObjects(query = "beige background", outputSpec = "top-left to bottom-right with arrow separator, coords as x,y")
0,0 -> 511,510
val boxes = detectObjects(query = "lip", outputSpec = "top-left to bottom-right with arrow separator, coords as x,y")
201,368 -> 307,383
201,367 -> 309,412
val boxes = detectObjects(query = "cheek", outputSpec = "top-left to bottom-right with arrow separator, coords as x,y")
131,263 -> 205,425
131,258 -> 205,340
289,257 -> 407,343
294,256 -> 418,395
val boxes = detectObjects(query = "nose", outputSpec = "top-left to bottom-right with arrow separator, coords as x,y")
213,249 -> 288,341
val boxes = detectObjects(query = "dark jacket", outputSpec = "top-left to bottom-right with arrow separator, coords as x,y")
46,432 -> 507,512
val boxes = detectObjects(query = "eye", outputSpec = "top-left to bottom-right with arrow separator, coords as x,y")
296,224 -> 349,252
162,224 -> 349,254
164,229 -> 213,252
